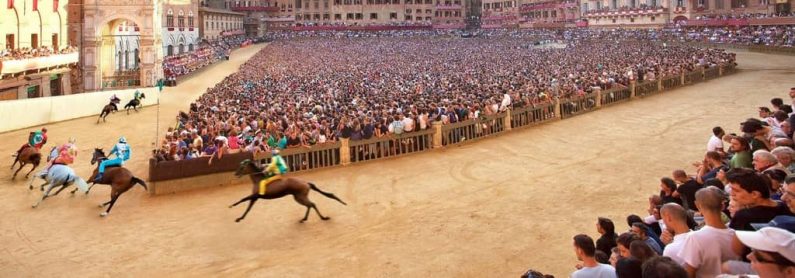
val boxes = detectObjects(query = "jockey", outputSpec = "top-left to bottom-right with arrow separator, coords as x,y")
15,128 -> 47,157
44,138 -> 78,174
94,136 -> 131,182
133,90 -> 142,101
258,148 -> 288,195
110,94 -> 121,110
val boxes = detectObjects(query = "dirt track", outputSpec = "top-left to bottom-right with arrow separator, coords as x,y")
1,47 -> 794,277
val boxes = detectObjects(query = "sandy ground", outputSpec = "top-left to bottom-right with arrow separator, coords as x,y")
0,48 -> 794,278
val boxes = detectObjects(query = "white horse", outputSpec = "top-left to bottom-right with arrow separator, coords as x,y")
29,164 -> 88,208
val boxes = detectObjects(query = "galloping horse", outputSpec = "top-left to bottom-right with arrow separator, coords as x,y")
97,103 -> 118,123
124,93 -> 146,114
29,164 -> 88,208
229,159 -> 347,223
75,148 -> 147,216
11,146 -> 41,180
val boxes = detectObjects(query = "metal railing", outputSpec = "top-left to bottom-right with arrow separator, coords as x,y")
348,128 -> 435,163
661,75 -> 682,90
684,70 -> 704,84
704,66 -> 720,80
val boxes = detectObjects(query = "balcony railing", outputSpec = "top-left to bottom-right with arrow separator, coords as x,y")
0,52 -> 78,76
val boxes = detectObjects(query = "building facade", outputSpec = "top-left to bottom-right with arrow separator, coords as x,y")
518,0 -> 579,28
163,0 -> 200,56
0,0 -> 75,100
580,0 -> 794,27
199,6 -> 245,41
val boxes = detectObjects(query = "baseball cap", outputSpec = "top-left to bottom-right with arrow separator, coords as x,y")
735,227 -> 795,262
750,215 -> 795,233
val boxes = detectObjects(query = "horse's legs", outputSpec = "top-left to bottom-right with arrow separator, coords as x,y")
311,204 -> 330,221
85,183 -> 96,195
10,156 -> 18,170
32,184 -> 56,208
301,206 -> 311,222
52,183 -> 71,196
231,195 -> 257,222
12,162 -> 25,180
294,194 -> 329,222
24,163 -> 37,179
100,191 -> 121,217
99,199 -> 112,207
229,194 -> 254,208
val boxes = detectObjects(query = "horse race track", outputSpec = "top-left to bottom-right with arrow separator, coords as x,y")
1,46 -> 794,277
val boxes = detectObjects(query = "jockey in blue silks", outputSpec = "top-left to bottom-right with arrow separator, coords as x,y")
94,136 -> 131,183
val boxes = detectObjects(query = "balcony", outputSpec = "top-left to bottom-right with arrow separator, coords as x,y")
0,52 -> 79,76
230,5 -> 279,12
582,7 -> 667,18
435,4 -> 462,10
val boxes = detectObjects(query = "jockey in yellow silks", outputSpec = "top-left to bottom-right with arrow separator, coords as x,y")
259,148 -> 288,195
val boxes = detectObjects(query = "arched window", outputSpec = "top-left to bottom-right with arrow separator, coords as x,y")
188,11 -> 195,28
167,45 -> 173,56
117,51 -> 123,71
188,44 -> 194,51
178,10 -> 185,28
134,48 -> 139,68
167,9 -> 174,27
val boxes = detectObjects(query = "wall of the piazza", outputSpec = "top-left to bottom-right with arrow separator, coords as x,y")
199,8 -> 245,40
163,0 -> 200,55
0,0 -> 69,51
580,0 -> 794,27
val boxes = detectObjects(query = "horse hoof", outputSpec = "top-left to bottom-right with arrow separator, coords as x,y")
235,218 -> 242,223
299,219 -> 307,223
100,212 -> 108,217
31,204 -> 38,209
228,205 -> 233,209
98,204 -> 104,208
321,217 -> 331,221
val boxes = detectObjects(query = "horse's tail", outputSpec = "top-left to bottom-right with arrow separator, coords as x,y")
131,176 -> 149,192
309,183 -> 347,205
30,153 -> 42,165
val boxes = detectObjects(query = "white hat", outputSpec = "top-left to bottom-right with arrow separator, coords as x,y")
735,227 -> 795,262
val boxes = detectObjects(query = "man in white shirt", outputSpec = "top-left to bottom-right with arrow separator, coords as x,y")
571,234 -> 617,278
707,126 -> 726,156
678,187 -> 739,278
402,113 -> 415,133
661,203 -> 692,266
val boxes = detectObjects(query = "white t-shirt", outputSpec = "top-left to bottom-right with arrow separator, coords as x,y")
707,135 -> 723,152
402,117 -> 415,132
663,231 -> 692,266
678,226 -> 739,278
571,263 -> 617,278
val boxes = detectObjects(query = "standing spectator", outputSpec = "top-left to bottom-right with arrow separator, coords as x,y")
770,146 -> 795,173
734,227 -> 795,277
695,151 -> 725,186
679,187 -> 739,278
660,203 -> 693,265
631,222 -> 663,255
707,126 -> 726,156
615,232 -> 642,278
727,168 -> 793,232
752,150 -> 781,173
571,234 -> 617,278
771,97 -> 793,114
729,136 -> 753,169
596,217 -> 618,258
660,177 -> 683,205
784,176 -> 795,214
642,256 -> 688,278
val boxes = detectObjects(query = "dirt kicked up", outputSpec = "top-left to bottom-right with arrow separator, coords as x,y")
1,48 -> 794,277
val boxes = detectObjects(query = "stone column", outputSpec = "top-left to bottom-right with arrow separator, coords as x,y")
339,138 -> 351,166
40,76 -> 52,97
503,109 -> 512,131
432,121 -> 443,149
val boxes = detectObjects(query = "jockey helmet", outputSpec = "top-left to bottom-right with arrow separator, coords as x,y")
119,136 -> 127,144
42,127 -> 48,133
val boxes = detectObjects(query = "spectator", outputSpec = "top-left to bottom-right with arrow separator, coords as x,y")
763,169 -> 787,200
729,136 -> 753,169
735,227 -> 795,277
660,203 -> 693,266
675,169 -> 704,211
770,146 -> 795,173
784,176 -> 795,214
679,187 -> 739,278
660,177 -> 683,205
641,256 -> 688,278
631,222 -> 663,255
571,234 -> 617,278
596,217 -> 618,259
726,168 -> 792,232
752,150 -> 782,173
707,126 -> 726,156
615,232 -> 643,278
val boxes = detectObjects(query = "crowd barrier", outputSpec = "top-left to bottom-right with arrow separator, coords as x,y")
0,87 -> 159,133
147,63 -> 736,195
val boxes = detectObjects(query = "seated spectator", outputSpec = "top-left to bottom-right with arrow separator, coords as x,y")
642,256 -> 688,278
729,136 -> 753,169
707,126 -> 726,156
571,234 -> 617,278
763,169 -> 787,201
784,176 -> 795,214
752,150 -> 783,173
660,203 -> 693,265
596,217 -> 618,258
660,177 -> 683,205
770,146 -> 795,173
695,151 -> 726,187
679,187 -> 739,278
629,240 -> 658,264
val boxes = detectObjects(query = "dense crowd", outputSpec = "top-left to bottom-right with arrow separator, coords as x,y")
560,88 -> 795,278
668,25 -> 795,47
152,29 -> 735,161
163,36 -> 251,80
0,45 -> 77,61
693,12 -> 795,20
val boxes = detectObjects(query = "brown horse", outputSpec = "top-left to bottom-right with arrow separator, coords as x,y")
124,93 -> 146,114
11,146 -> 41,180
97,103 -> 117,123
75,148 -> 148,217
229,159 -> 347,223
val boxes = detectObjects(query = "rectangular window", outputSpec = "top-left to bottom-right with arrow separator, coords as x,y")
716,0 -> 724,9
390,12 -> 397,19
335,13 -> 342,19
347,13 -> 354,19
31,34 -> 38,49
323,13 -> 330,20
355,13 -> 362,19
370,13 -> 378,19
178,16 -> 185,28
405,15 -> 412,20
167,15 -> 174,27
189,17 -> 194,27
5,34 -> 14,50
406,8 -> 411,13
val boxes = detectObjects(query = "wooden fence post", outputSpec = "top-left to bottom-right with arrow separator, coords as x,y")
630,80 -> 637,99
432,121 -> 443,149
554,97 -> 561,119
340,138 -> 351,166
504,109 -> 512,131
595,89 -> 602,108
